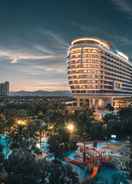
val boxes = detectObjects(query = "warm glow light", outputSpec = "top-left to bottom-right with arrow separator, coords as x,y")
116,50 -> 128,61
16,119 -> 27,126
48,125 -> 54,130
98,99 -> 104,108
66,123 -> 75,133
71,38 -> 110,49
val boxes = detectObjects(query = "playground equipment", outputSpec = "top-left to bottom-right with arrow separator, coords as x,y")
90,165 -> 100,178
64,142 -> 129,183
64,144 -> 113,178
64,144 -> 112,166
76,144 -> 112,165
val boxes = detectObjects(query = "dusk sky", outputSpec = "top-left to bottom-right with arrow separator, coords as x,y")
0,0 -> 132,91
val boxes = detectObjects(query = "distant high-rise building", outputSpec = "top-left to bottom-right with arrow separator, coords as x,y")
0,81 -> 9,96
67,37 -> 132,109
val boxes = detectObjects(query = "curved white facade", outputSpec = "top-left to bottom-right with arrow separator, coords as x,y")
67,38 -> 132,109
67,38 -> 132,96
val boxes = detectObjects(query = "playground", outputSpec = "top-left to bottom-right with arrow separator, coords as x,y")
64,141 -> 129,183
0,135 -> 129,183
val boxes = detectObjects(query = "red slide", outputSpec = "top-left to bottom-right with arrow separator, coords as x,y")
64,157 -> 83,166
90,166 -> 99,178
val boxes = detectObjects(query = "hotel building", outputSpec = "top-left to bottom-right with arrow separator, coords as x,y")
67,38 -> 132,109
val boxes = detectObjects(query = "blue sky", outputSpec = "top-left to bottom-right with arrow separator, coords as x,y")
0,0 -> 132,91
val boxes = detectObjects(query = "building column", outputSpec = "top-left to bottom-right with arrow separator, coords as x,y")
76,96 -> 80,108
89,98 -> 93,109
92,98 -> 96,106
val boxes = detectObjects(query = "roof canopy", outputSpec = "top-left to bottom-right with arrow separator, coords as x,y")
71,37 -> 112,49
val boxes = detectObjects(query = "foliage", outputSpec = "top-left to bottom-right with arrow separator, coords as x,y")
89,123 -> 106,140
1,98 -> 132,183
75,110 -> 93,138
105,103 -> 114,111
9,119 -> 46,151
48,134 -> 64,159
103,107 -> 132,139
118,107 -> 132,137
48,131 -> 69,158
48,129 -> 77,159
40,160 -> 79,184
0,144 -> 7,183
4,149 -> 79,184
5,149 -> 40,184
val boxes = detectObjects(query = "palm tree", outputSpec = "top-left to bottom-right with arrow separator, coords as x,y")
44,100 -> 66,133
75,110 -> 93,139
31,119 -> 47,148
118,107 -> 132,138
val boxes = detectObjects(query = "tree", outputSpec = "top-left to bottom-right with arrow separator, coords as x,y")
48,132 -> 68,159
0,144 -> 7,183
103,112 -> 121,139
118,107 -> 132,138
75,110 -> 93,138
7,117 -> 47,152
48,128 -> 77,159
5,149 -> 40,184
89,123 -> 105,140
105,103 -> 114,111
39,160 -> 79,184
5,149 -> 79,184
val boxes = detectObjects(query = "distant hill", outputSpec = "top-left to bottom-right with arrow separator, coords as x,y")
10,90 -> 72,97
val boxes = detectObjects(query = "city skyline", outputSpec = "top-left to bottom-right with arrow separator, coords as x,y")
0,0 -> 132,91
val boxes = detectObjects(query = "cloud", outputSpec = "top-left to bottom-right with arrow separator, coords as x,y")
111,0 -> 132,17
0,29 -> 68,91
0,32 -> 66,64
0,49 -> 56,63
18,63 -> 65,78
37,29 -> 68,48
34,44 -> 54,54
44,30 -> 68,48
0,28 -> 67,64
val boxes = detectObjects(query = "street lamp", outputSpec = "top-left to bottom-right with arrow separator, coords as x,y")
48,124 -> 54,130
39,121 -> 46,149
66,123 -> 75,140
16,119 -> 27,146
82,133 -> 88,163
66,123 -> 75,134
48,124 -> 54,136
16,119 -> 27,126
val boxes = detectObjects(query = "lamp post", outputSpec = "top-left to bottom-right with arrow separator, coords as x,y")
82,133 -> 88,163
17,119 -> 28,126
66,123 -> 75,134
48,124 -> 54,136
16,119 -> 27,146
39,121 -> 46,149
83,141 -> 86,163
66,123 -> 75,140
